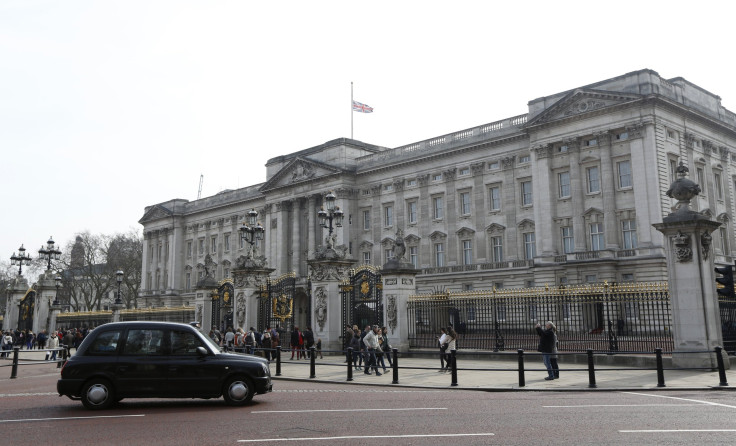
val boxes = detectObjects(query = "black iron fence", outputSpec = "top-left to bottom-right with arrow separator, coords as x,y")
408,282 -> 673,353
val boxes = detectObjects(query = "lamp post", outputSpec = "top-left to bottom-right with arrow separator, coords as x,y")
115,270 -> 124,305
38,236 -> 61,271
317,191 -> 344,243
10,244 -> 32,275
53,275 -> 62,306
239,208 -> 265,253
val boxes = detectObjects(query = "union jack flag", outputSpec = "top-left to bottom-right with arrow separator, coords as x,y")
352,100 -> 374,113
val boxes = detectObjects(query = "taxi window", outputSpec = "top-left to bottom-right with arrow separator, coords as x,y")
122,329 -> 166,355
86,331 -> 122,355
170,330 -> 206,355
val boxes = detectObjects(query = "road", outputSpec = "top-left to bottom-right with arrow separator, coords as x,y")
2,363 -> 736,445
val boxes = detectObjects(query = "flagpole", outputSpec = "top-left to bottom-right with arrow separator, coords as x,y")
351,81 -> 354,140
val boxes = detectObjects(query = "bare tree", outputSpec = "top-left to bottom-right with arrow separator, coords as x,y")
58,232 -> 115,311
105,230 -> 143,309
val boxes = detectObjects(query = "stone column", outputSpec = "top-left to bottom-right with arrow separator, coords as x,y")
196,276 -> 219,334
443,168 -> 458,263
653,163 -> 728,369
291,198 -> 302,275
307,195 -> 316,267
533,145 -> 555,256
380,262 -> 418,351
232,266 -> 274,331
33,272 -> 57,333
4,275 -> 29,332
471,162 -> 487,261
568,140 -> 587,252
597,132 -> 619,250
308,258 -> 356,351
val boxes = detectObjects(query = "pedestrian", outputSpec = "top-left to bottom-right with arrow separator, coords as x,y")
381,327 -> 392,367
349,329 -> 362,370
37,330 -> 48,350
376,332 -> 388,373
362,325 -> 382,376
262,330 -> 272,362
224,327 -> 235,352
234,328 -> 245,352
303,327 -> 315,359
46,331 -> 59,361
551,325 -> 560,379
437,328 -> 448,372
26,330 -> 35,350
315,338 -> 323,359
245,327 -> 257,355
443,326 -> 457,373
62,330 -> 74,353
290,326 -> 301,360
1,331 -> 13,358
536,321 -> 557,380
344,324 -> 354,361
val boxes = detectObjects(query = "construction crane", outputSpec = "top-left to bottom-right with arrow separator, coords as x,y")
197,174 -> 203,199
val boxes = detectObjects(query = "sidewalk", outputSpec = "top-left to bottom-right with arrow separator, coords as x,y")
271,353 -> 735,391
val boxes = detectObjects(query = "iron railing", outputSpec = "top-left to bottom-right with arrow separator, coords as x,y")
407,282 -> 673,353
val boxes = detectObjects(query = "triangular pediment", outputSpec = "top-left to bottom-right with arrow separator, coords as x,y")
259,157 -> 346,192
405,234 -> 421,244
429,231 -> 447,241
359,240 -> 374,249
138,205 -> 173,224
528,89 -> 643,126
456,226 -> 476,238
485,223 -> 506,234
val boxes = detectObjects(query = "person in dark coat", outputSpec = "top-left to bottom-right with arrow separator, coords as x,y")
536,321 -> 557,380
290,326 -> 301,360
303,327 -> 315,359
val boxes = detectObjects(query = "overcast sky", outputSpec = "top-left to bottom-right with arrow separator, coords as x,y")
1,1 -> 734,268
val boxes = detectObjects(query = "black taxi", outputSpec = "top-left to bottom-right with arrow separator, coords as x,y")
58,321 -> 272,409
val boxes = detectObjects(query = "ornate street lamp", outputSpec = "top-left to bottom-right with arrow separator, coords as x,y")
239,208 -> 265,249
10,244 -> 32,275
115,270 -> 124,305
38,236 -> 62,271
317,191 -> 344,239
53,275 -> 62,306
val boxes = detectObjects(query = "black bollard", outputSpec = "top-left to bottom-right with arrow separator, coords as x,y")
715,346 -> 729,386
450,350 -> 458,387
275,346 -> 282,376
347,347 -> 354,382
655,348 -> 666,387
587,349 -> 597,388
517,349 -> 525,388
392,348 -> 399,384
309,347 -> 316,378
10,347 -> 20,379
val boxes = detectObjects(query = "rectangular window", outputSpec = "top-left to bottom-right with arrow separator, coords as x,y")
561,227 -> 574,254
363,210 -> 371,230
489,161 -> 500,170
239,234 -> 245,249
224,234 -> 230,251
586,138 -> 598,147
720,227 -> 728,254
224,268 -> 230,278
462,240 -> 473,265
521,181 -> 532,205
407,201 -> 417,224
622,219 -> 638,249
384,205 -> 393,227
157,244 -> 162,262
460,192 -> 471,215
519,155 -> 530,163
667,129 -> 677,140
385,249 -> 394,263
523,232 -> 536,260
185,273 -> 191,291
715,172 -> 723,200
407,179 -> 417,186
410,246 -> 418,268
187,241 -> 192,258
585,274 -> 597,283
459,167 -> 470,176
558,172 -> 571,198
433,173 -> 442,181
615,132 -> 628,141
211,236 -> 217,253
590,223 -> 604,251
198,239 -> 204,255
558,145 -> 569,152
123,329 -> 165,356
434,243 -> 445,267
433,196 -> 444,219
528,304 -> 537,320
384,184 -> 393,192
618,160 -> 632,188
489,186 -> 501,211
587,166 -> 600,193
622,273 -> 635,282
697,168 -> 706,194
362,251 -> 371,264
669,159 -> 678,182
491,236 -> 503,262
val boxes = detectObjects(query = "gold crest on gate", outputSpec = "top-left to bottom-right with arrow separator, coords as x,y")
273,293 -> 293,321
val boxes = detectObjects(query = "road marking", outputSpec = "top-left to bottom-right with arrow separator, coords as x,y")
622,391 -> 736,409
252,407 -> 446,414
238,433 -> 495,442
0,414 -> 145,423
620,429 -> 736,433
0,392 -> 58,398
544,404 -> 702,408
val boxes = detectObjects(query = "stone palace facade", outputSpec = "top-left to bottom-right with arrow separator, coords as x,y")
139,69 -> 736,332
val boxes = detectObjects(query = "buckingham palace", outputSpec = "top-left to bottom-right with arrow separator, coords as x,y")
138,69 -> 736,334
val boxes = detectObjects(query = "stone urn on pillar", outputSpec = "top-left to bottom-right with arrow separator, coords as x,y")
653,162 -> 729,369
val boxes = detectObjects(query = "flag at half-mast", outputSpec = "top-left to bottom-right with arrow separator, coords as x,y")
352,100 -> 374,113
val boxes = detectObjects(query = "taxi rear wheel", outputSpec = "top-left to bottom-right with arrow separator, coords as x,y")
81,378 -> 116,410
222,376 -> 254,406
